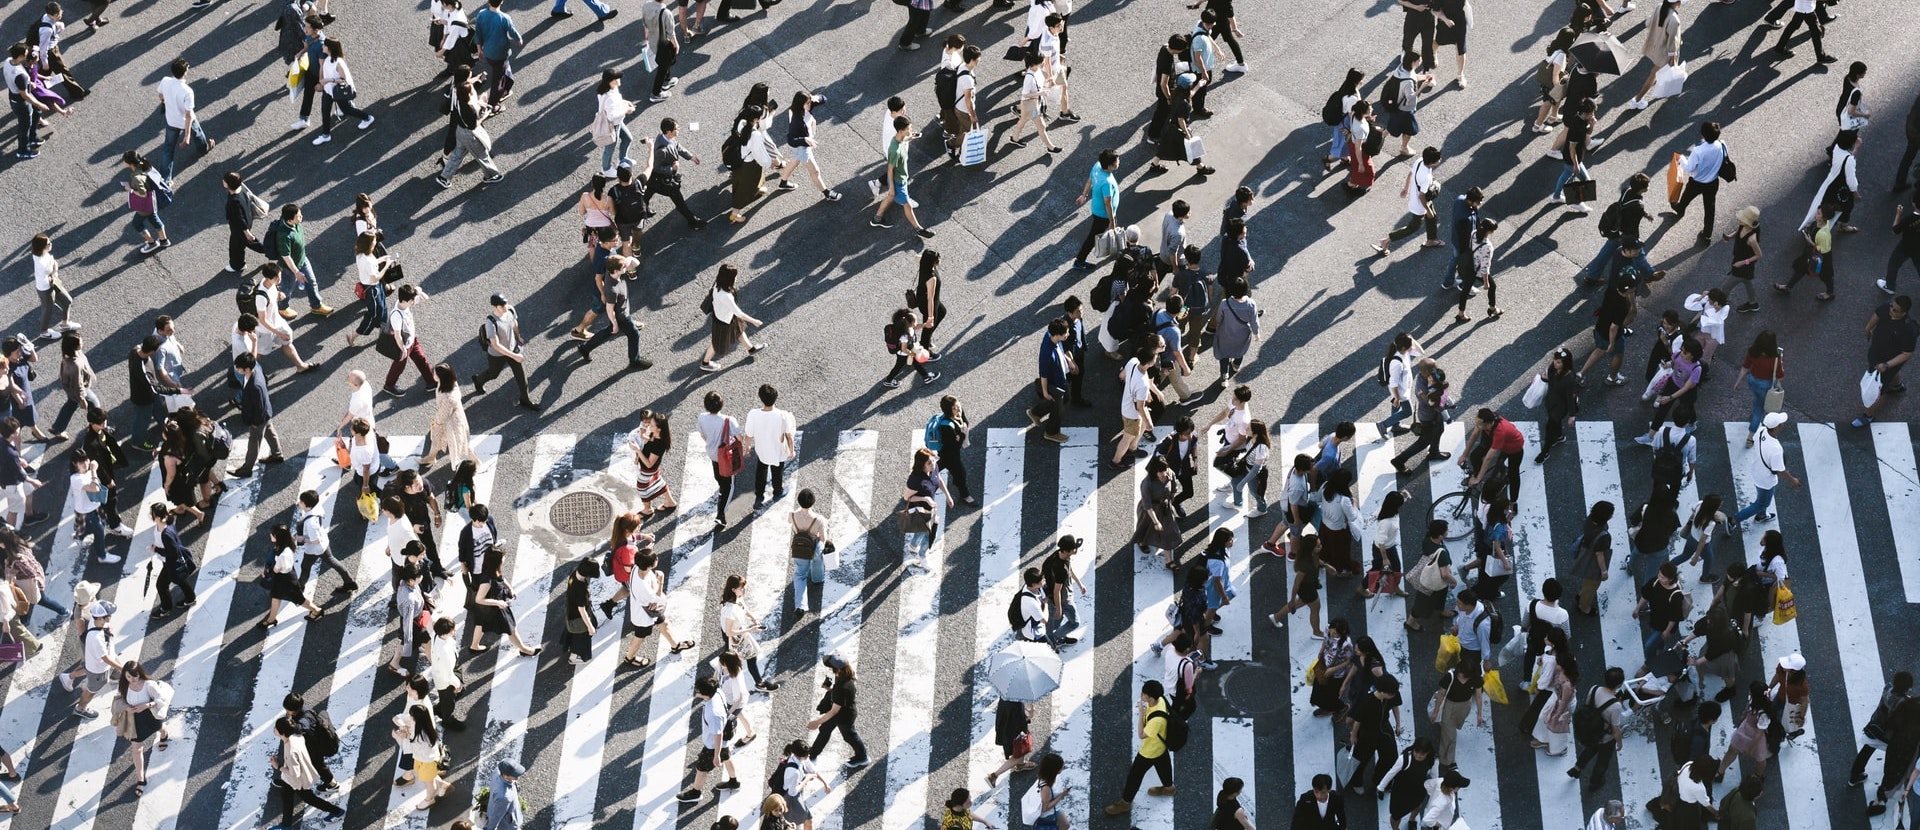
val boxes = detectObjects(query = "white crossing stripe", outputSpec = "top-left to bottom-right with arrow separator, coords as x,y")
718,432 -> 802,821
1279,423 -> 1330,800
966,429 -> 1026,825
882,432 -> 952,830
1211,717 -> 1256,819
804,430 -> 879,830
1869,423 -> 1920,605
1351,425 -> 1413,827
1512,423 -> 1584,827
1721,422 -> 1829,829
1204,426 -> 1253,661
1126,458 -> 1173,829
1424,422 -> 1500,830
1673,472 -> 1744,798
1799,423 -> 1886,804
1047,427 -> 1100,830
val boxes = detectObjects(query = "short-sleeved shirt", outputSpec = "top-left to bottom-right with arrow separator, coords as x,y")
276,222 -> 308,265
827,679 -> 856,718
84,628 -> 114,674
1488,419 -> 1525,456
1160,213 -> 1186,264
1749,431 -> 1786,490
1088,163 -> 1118,219
1041,553 -> 1072,593
1120,359 -> 1150,420
1407,161 -> 1435,216
696,413 -> 738,463
886,137 -> 911,186
1139,700 -> 1169,757
1595,291 -> 1632,339
743,407 -> 797,466
609,543 -> 637,586
158,76 -> 194,129
906,469 -> 938,502
1869,305 -> 1920,365
1895,212 -> 1920,254
700,695 -> 728,748
31,253 -> 55,291
68,472 -> 100,515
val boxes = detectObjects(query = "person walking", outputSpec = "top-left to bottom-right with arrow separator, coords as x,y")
436,65 -> 505,187
1623,0 -> 1682,110
1731,411 -> 1798,531
742,384 -> 796,510
292,489 -> 354,594
646,118 -> 705,229
1771,0 -> 1836,64
924,395 -> 972,505
1853,295 -> 1919,427
154,58 -> 213,182
1669,121 -> 1727,245
65,600 -> 122,717
228,353 -> 286,478
727,104 -> 779,224
1849,671 -> 1915,786
468,546 -> 541,656
1007,53 -> 1062,154
1882,197 -> 1920,294
6,44 -> 53,160
1211,277 -> 1258,384
473,293 -> 537,409
260,526 -> 323,626
1377,739 -> 1438,829
470,0 -> 519,108
485,761 -> 526,829
25,235 -> 74,343
575,254 -> 650,370
787,489 -> 827,615
310,39 -> 372,145
1289,774 -> 1345,829
592,69 -> 634,175
1070,149 -> 1120,270
1372,147 -> 1445,258
220,173 -> 269,274
640,0 -> 684,102
619,549 -> 693,665
120,155 -> 172,255
1567,667 -> 1626,793
806,657 -> 870,770
1719,205 -> 1763,312
1027,319 -> 1071,443
270,716 -> 346,824
266,204 -> 332,316
1103,680 -> 1175,814
777,91 -> 840,200
425,364 -> 471,469
700,264 -> 769,371
872,114 -> 934,238
381,284 -> 432,394
697,391 -> 741,529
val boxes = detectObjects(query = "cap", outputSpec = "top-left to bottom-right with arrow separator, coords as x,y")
489,293 -> 509,307
87,600 -> 116,618
498,760 -> 526,778
1175,72 -> 1197,89
1762,412 -> 1790,430
1779,653 -> 1806,671
1057,534 -> 1082,551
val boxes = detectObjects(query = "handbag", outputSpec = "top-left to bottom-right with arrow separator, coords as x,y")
1772,581 -> 1797,625
715,420 -> 746,478
1648,61 -> 1688,100
1667,151 -> 1685,204
1407,549 -> 1447,594
1521,373 -> 1548,409
0,630 -> 23,664
1764,349 -> 1785,413
959,129 -> 988,167
376,330 -> 402,360
1562,178 -> 1597,204
332,82 -> 358,103
899,506 -> 935,535
356,491 -> 380,521
1861,369 -> 1883,409
334,440 -> 352,470
1435,633 -> 1461,673
1183,136 -> 1206,162
1009,731 -> 1033,757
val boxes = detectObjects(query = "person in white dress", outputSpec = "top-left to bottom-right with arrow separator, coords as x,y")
424,364 -> 471,469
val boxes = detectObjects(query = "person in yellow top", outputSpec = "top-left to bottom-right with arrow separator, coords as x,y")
1775,201 -> 1839,300
1105,680 -> 1178,815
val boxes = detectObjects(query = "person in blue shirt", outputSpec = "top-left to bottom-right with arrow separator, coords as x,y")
290,16 -> 326,128
1071,149 -> 1120,269
1027,319 -> 1072,443
1442,186 -> 1481,290
550,0 -> 616,23
472,0 -> 522,108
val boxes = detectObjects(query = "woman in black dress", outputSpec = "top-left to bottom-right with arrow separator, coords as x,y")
262,525 -> 324,627
1377,737 -> 1437,830
117,661 -> 171,795
1150,75 -> 1215,177
911,250 -> 948,358
468,545 -> 540,656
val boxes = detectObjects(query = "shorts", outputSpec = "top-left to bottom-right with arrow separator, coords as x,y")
893,181 -> 910,206
84,669 -> 111,694
696,745 -> 729,772
625,618 -> 656,639
1122,417 -> 1143,437
414,759 -> 442,783
790,145 -> 813,163
617,223 -> 642,241
130,213 -> 165,236
1592,330 -> 1625,356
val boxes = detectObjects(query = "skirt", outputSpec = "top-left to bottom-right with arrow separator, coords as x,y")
636,464 -> 668,500
268,571 -> 307,603
1320,526 -> 1360,574
730,161 -> 764,210
1385,109 -> 1419,138
1345,141 -> 1375,190
1155,131 -> 1188,164
710,317 -> 744,358
132,708 -> 165,744
473,603 -> 512,635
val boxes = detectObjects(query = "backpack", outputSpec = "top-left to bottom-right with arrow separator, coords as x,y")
768,758 -> 796,794
1475,606 -> 1506,645
610,182 -> 648,225
1380,76 -> 1405,112
1651,430 -> 1690,496
1321,90 -> 1346,126
304,710 -> 342,758
478,315 -> 497,350
263,221 -> 287,261
1148,708 -> 1190,751
1597,197 -> 1625,238
207,423 -> 235,460
236,280 -> 269,318
934,65 -> 962,111
1573,688 -> 1620,747
1007,589 -> 1039,637
151,176 -> 175,210
924,414 -> 951,453
1175,268 -> 1209,314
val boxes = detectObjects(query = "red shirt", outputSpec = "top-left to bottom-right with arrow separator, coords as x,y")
1489,419 -> 1525,455
610,542 -> 637,585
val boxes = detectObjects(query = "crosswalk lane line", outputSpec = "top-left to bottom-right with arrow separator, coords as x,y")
548,442 -> 635,830
1721,421 -> 1829,829
381,436 -> 502,829
197,441 -> 344,830
1046,427 -> 1099,830
1280,423 -> 1329,802
1674,459 -> 1743,798
802,430 -> 878,830
1126,458 -> 1173,829
50,437 -> 267,830
1211,717 -> 1256,819
477,435 -> 576,805
0,464 -> 160,784
1351,426 -> 1412,827
1204,426 -> 1253,661
717,433 -> 803,820
1573,423 -> 1667,823
1513,423 -> 1585,829
631,432 -> 722,830
320,436 -> 424,822
1868,423 -> 1920,605
964,429 -> 1025,825
881,431 -> 953,830
1798,423 -> 1886,807
1424,422 -> 1500,830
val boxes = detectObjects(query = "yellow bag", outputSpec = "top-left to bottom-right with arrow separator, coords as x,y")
287,53 -> 308,90
1482,669 -> 1510,705
356,490 -> 379,521
1436,634 -> 1461,673
1772,581 -> 1797,625
1305,657 -> 1321,686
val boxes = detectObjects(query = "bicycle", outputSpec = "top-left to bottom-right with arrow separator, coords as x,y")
1429,465 -> 1508,544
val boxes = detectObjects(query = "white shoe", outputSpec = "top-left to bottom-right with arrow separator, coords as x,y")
1548,192 -> 1562,204
357,115 -> 376,129
1545,148 -> 1565,160
1878,279 -> 1896,295
107,525 -> 135,538
312,133 -> 333,145
221,265 -> 239,274
1569,204 -> 1591,215
288,119 -> 309,131
1626,98 -> 1648,111
1225,63 -> 1248,74
58,673 -> 74,692
99,553 -> 123,564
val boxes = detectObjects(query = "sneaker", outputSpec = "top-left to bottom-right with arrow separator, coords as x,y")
824,190 -> 843,202
289,119 -> 309,131
881,379 -> 902,389
482,172 -> 505,183
99,553 -> 123,564
309,306 -> 335,317
1605,374 -> 1626,386
358,116 -> 376,130
1817,54 -> 1838,65
1736,302 -> 1761,313
59,672 -> 74,692
1879,279 -> 1897,295
139,241 -> 160,255
777,180 -> 797,191
1545,148 -> 1564,160
107,524 -> 135,538
13,150 -> 37,160
870,218 -> 894,229
675,789 -> 701,803
650,93 -> 672,103
312,133 -> 333,145
1225,63 -> 1248,74
1633,434 -> 1655,447
1851,416 -> 1874,428
844,758 -> 871,770
922,370 -> 942,383
917,228 -> 936,239
434,175 -> 453,189
714,779 -> 741,791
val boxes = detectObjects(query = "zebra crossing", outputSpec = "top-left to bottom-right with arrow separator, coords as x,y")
1,420 -> 1917,830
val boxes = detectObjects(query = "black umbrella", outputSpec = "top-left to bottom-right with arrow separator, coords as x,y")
1569,32 -> 1632,76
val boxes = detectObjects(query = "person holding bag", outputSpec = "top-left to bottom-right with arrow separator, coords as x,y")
789,489 -> 829,614
1402,519 -> 1455,632
312,38 -> 373,144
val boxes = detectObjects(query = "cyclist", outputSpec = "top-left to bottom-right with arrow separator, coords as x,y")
1460,408 -> 1523,504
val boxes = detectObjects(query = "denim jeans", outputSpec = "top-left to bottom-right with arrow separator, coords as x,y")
281,257 -> 324,309
1744,374 -> 1771,436
553,0 -> 614,15
356,281 -> 388,337
1679,533 -> 1713,578
80,509 -> 107,559
1552,163 -> 1590,200
10,95 -> 37,154
158,122 -> 210,182
600,124 -> 633,171
1380,398 -> 1413,431
1230,466 -> 1268,511
1582,238 -> 1621,281
1734,486 -> 1775,524
792,550 -> 825,613
1047,600 -> 1080,648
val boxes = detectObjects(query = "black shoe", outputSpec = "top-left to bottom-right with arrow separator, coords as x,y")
714,779 -> 741,791
631,358 -> 654,370
551,9 -> 575,16
675,789 -> 701,803
318,781 -> 338,793
1736,302 -> 1761,313
520,399 -> 542,411
471,375 -> 486,394
844,758 -> 871,770
600,599 -> 619,617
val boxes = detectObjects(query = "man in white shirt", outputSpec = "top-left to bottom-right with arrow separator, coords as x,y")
335,370 -> 376,439
154,58 -> 214,183
382,284 -> 433,395
427,618 -> 465,728
742,384 -> 796,510
1373,146 -> 1445,257
1670,121 -> 1727,245
473,293 -> 539,410
5,44 -> 50,161
696,391 -> 740,529
151,316 -> 190,395
1109,341 -> 1159,468
68,456 -> 109,562
1769,0 -> 1836,65
68,601 -> 122,718
676,675 -> 738,802
1731,412 -> 1800,531
1014,567 -> 1047,642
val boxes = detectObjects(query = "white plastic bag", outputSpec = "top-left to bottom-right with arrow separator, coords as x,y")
1649,61 -> 1689,100
1522,374 -> 1548,409
1021,785 -> 1043,825
959,129 -> 988,167
1184,137 -> 1206,162
1862,369 -> 1883,408
1643,368 -> 1672,402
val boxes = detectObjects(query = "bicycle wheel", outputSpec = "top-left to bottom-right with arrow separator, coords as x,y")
1430,491 -> 1475,543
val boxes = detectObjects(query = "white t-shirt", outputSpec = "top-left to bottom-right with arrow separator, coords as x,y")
386,519 -> 419,565
743,407 -> 796,466
700,696 -> 728,749
1407,161 -> 1435,216
1222,405 -> 1251,446
31,253 -> 55,291
720,668 -> 751,711
1372,514 -> 1400,550
709,289 -> 742,324
696,413 -> 738,463
1023,0 -> 1055,41
1318,494 -> 1360,531
157,76 -> 194,129
430,634 -> 459,689
355,253 -> 382,286
598,89 -> 631,124
1749,432 -> 1785,490
349,438 -> 381,478
69,471 -> 100,516
628,568 -> 665,626
387,307 -> 417,348
1037,31 -> 1062,64
1020,69 -> 1045,101
345,384 -> 376,431
954,70 -> 977,114
1528,599 -> 1572,639
84,627 -> 115,674
1120,359 -> 1150,420
719,601 -> 751,641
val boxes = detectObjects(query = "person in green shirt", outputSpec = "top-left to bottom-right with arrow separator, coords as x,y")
1716,776 -> 1761,830
871,114 -> 934,239
268,203 -> 334,316
1104,680 -> 1175,815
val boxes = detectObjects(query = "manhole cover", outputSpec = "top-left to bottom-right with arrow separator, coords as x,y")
549,491 -> 614,538
1219,665 -> 1288,715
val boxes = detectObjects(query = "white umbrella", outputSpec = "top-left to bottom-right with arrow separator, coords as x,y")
986,640 -> 1063,703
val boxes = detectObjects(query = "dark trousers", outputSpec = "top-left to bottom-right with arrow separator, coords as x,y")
937,450 -> 970,500
1886,246 -> 1920,290
475,353 -> 534,403
299,69 -> 319,118
1074,215 -> 1113,265
1401,12 -> 1435,71
754,460 -> 786,502
1897,139 -> 1920,189
564,627 -> 593,661
1572,739 -> 1616,790
10,96 -> 36,153
809,714 -> 868,762
712,462 -> 735,519
277,781 -> 344,825
155,564 -> 197,612
580,315 -> 642,364
319,91 -> 369,134
899,5 -> 929,47
1393,419 -> 1443,467
476,55 -> 514,106
1119,752 -> 1173,800
884,353 -> 933,382
1029,391 -> 1062,435
300,552 -> 354,588
384,340 -> 432,390
1211,21 -> 1244,64
1352,737 -> 1397,793
647,175 -> 699,226
1456,276 -> 1494,315
1147,94 -> 1171,142
1853,743 -> 1881,782
355,282 -> 388,338
229,231 -> 266,272
239,422 -> 284,473
1776,12 -> 1828,57
1675,179 -> 1718,239
435,683 -> 461,724
1068,360 -> 1086,401
652,41 -> 679,95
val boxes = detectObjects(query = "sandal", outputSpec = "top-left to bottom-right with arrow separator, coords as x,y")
133,780 -> 146,796
670,641 -> 696,654
1486,308 -> 1503,320
307,610 -> 324,621
158,737 -> 171,751
624,655 -> 653,668
469,645 -> 489,653
1453,314 -> 1471,324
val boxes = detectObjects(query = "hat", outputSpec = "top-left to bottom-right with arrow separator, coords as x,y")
1779,653 -> 1806,671
1762,412 -> 1789,430
87,600 -> 116,618
489,293 -> 509,307
1736,206 -> 1761,228
73,580 -> 100,608
1057,534 -> 1082,551
1174,72 -> 1197,89
498,760 -> 525,778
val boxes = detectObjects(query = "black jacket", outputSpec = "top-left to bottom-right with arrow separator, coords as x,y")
1289,790 -> 1348,830
238,370 -> 273,426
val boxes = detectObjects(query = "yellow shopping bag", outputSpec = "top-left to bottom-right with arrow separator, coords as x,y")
1436,634 -> 1461,673
1483,669 -> 1510,705
1305,657 -> 1321,686
356,490 -> 379,521
1772,581 -> 1797,625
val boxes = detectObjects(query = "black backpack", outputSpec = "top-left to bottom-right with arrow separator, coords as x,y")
934,66 -> 964,111
1597,197 -> 1625,238
207,423 -> 235,460
610,182 -> 648,225
1476,606 -> 1506,645
236,280 -> 268,318
1573,688 -> 1620,747
1149,708 -> 1190,751
1321,90 -> 1346,126
1380,76 -> 1404,112
1007,589 -> 1038,636
768,758 -> 797,794
1651,431 -> 1691,495
304,710 -> 342,758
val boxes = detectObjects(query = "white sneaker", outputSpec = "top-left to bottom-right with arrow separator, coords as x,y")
1878,279 -> 1896,295
358,115 -> 376,129
1548,192 -> 1562,204
1625,98 -> 1648,111
312,133 -> 333,145
99,553 -> 123,564
1545,148 -> 1565,160
58,673 -> 74,692
1569,204 -> 1591,215
288,119 -> 309,131
1225,63 -> 1248,74
107,525 -> 135,538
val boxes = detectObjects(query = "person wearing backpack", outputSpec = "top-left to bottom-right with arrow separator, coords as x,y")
278,692 -> 341,792
1102,680 -> 1177,815
1379,51 -> 1431,157
934,45 -> 980,163
1568,667 -> 1626,794
1371,147 -> 1445,258
922,396 -> 973,506
119,154 -> 172,256
1577,173 -> 1651,284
